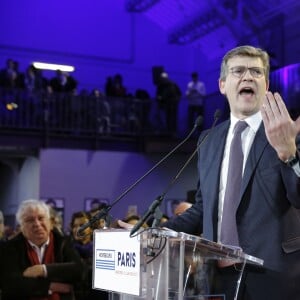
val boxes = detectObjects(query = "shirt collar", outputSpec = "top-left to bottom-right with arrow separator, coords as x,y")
230,111 -> 262,133
27,237 -> 50,249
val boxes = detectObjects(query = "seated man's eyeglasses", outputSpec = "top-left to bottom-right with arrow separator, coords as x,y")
229,66 -> 265,78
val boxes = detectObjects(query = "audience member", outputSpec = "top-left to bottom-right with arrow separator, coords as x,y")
0,58 -> 19,89
69,211 -> 93,259
24,64 -> 48,93
125,97 -> 142,133
13,60 -> 25,89
146,214 -> 170,227
24,65 -> 36,92
90,88 -> 112,134
69,211 -> 108,300
135,88 -> 151,130
156,72 -> 182,135
185,72 -> 206,131
6,224 -> 21,240
88,202 -> 112,230
0,199 -> 84,300
123,214 -> 148,228
104,76 -> 114,97
48,206 -> 64,236
160,214 -> 170,223
110,74 -> 127,97
49,70 -> 77,94
173,201 -> 192,216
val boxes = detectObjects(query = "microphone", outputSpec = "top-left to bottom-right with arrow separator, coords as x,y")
77,116 -> 203,236
130,109 -> 222,236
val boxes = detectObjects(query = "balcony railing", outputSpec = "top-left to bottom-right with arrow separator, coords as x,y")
0,88 -> 187,152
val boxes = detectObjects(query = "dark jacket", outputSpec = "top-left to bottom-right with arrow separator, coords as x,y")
164,120 -> 300,272
0,229 -> 85,300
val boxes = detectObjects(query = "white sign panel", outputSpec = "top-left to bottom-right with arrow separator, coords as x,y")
93,230 -> 141,296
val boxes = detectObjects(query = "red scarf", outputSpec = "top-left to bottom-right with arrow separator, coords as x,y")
26,232 -> 60,300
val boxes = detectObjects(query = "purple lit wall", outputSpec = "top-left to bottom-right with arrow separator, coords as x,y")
0,0 -> 201,96
0,0 -> 226,130
0,1 -> 132,60
39,149 -> 198,227
270,63 -> 300,119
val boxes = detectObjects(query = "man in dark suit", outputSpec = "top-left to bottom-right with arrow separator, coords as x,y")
163,45 -> 300,299
0,199 -> 85,300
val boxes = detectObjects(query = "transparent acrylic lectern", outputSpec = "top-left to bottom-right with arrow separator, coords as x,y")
93,228 -> 263,300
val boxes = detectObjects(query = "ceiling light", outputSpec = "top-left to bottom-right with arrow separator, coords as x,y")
32,62 -> 75,72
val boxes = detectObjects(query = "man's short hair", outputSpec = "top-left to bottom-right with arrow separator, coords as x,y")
219,45 -> 270,81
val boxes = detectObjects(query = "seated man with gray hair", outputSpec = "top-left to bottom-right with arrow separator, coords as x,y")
0,199 -> 84,300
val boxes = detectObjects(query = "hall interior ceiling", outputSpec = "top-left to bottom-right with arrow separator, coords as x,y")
126,0 -> 300,62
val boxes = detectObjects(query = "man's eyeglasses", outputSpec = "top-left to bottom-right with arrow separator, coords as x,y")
229,66 -> 265,78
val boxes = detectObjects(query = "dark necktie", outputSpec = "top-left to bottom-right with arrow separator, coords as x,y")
220,120 -> 248,246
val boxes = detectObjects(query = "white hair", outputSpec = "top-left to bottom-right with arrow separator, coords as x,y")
16,199 -> 50,225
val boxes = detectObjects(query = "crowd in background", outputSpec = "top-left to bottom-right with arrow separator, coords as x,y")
1,57 -> 300,138
0,196 -> 196,299
0,58 -> 207,137
0,58 -> 206,299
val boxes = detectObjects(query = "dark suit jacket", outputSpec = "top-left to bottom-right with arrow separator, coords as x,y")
0,229 -> 85,300
165,120 -> 300,273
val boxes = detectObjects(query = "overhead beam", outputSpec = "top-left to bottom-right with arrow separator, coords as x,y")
168,9 -> 223,44
125,0 -> 160,12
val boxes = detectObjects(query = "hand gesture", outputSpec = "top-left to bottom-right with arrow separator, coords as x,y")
261,91 -> 300,161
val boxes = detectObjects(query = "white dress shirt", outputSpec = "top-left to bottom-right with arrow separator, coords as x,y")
217,111 -> 262,242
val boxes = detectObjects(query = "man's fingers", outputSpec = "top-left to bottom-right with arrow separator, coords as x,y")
295,115 -> 300,134
266,92 -> 281,118
262,92 -> 292,126
273,92 -> 289,117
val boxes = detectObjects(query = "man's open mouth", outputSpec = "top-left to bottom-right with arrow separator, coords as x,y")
239,87 -> 254,96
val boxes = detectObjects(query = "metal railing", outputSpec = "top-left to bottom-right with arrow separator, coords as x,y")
0,88 -> 157,136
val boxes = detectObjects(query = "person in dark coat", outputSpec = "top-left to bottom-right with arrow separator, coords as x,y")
0,199 -> 85,300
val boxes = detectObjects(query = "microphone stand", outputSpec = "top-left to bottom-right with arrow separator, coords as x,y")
130,110 -> 222,237
130,146 -> 199,237
77,116 -> 203,236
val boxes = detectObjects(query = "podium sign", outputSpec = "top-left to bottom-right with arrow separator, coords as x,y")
93,228 -> 264,300
93,230 -> 141,295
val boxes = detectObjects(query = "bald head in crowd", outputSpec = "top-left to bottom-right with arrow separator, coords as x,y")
174,201 -> 192,216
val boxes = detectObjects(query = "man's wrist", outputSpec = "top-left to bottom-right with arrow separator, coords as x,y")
284,151 -> 299,167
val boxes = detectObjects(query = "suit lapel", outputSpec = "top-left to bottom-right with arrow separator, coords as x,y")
241,123 -> 268,196
202,121 -> 229,228
201,121 -> 268,237
209,122 -> 230,195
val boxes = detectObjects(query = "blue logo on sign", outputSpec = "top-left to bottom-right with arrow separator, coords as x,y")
95,249 -> 115,270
